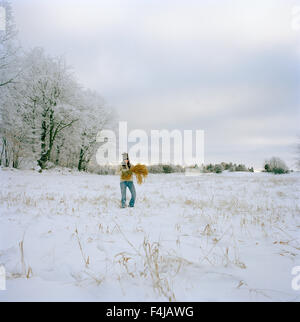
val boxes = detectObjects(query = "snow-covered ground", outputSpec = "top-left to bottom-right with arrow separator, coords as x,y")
0,168 -> 300,302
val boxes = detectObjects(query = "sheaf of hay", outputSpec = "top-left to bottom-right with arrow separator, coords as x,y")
121,164 -> 148,185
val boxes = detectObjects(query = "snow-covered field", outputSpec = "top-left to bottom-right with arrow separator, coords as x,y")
0,168 -> 300,302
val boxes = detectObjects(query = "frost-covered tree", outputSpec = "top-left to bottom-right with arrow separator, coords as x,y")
19,48 -> 80,169
0,1 -> 22,166
264,157 -> 289,174
1,47 -> 116,170
0,2 -> 116,170
75,90 -> 114,171
0,0 -> 19,87
0,48 -> 80,168
0,81 -> 32,167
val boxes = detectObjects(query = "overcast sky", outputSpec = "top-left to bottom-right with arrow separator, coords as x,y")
11,0 -> 300,168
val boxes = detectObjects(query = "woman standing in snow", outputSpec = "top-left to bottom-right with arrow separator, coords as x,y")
117,153 -> 136,208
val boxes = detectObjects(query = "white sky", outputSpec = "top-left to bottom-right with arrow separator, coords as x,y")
11,0 -> 300,168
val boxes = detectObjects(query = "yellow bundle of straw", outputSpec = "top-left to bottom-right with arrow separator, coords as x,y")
131,164 -> 148,184
121,164 -> 148,184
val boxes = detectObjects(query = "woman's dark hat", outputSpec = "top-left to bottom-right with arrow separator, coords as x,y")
122,153 -> 129,160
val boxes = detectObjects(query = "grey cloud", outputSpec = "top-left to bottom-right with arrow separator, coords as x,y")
11,0 -> 300,168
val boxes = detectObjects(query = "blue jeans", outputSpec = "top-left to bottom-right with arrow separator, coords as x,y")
120,181 -> 136,208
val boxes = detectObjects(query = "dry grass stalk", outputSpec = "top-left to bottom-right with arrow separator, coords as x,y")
75,228 -> 90,267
